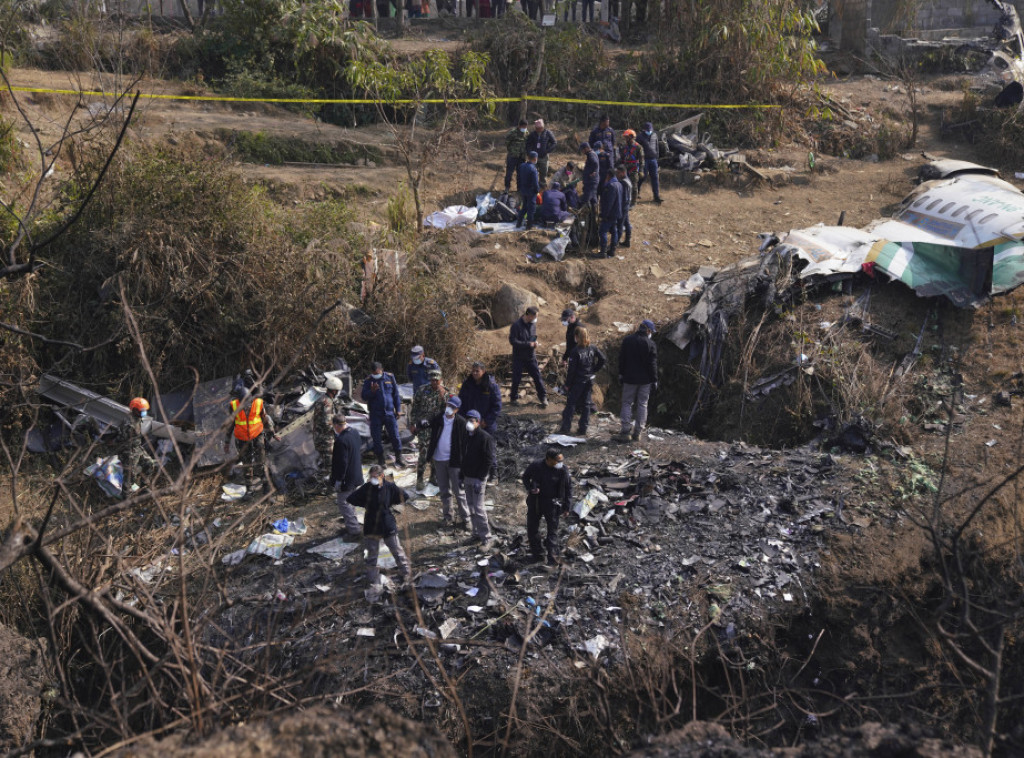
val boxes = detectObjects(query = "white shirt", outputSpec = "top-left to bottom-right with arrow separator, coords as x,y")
434,415 -> 455,462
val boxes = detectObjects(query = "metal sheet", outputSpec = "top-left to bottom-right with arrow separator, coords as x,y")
36,375 -> 195,444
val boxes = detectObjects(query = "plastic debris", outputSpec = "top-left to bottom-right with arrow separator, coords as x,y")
221,483 -> 247,501
308,539 -> 361,561
582,634 -> 610,658
247,533 -> 295,560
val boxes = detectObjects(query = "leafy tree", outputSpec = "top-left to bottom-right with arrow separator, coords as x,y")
347,47 -> 491,231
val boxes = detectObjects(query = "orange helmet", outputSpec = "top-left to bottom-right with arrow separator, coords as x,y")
129,397 -> 150,413
623,129 -> 636,138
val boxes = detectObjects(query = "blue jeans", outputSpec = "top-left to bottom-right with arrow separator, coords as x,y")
644,158 -> 660,200
369,411 -> 402,460
599,218 -> 619,254
511,354 -> 546,402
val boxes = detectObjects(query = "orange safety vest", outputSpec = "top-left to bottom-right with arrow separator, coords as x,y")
230,398 -> 264,441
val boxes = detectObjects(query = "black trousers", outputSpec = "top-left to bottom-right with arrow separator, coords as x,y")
560,380 -> 592,433
527,496 -> 560,559
511,355 -> 546,402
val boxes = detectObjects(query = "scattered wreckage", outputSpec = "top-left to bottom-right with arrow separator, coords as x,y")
663,160 -> 1024,426
32,362 -> 418,498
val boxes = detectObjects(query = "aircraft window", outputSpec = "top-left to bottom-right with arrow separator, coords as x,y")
951,205 -> 967,218
939,202 -> 956,214
965,209 -> 982,220
979,213 -> 998,225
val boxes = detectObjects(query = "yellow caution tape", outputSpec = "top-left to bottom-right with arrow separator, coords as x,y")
9,85 -> 779,109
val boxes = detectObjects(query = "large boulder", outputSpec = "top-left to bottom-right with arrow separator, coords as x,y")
491,283 -> 539,328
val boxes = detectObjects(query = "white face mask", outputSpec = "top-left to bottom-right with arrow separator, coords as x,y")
444,407 -> 455,418
412,357 -> 423,365
466,421 -> 476,432
371,373 -> 382,380
554,462 -> 564,469
519,128 -> 527,134
370,477 -> 380,486
139,410 -> 148,418
561,320 -> 569,327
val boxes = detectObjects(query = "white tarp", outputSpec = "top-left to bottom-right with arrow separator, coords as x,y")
424,205 -> 478,229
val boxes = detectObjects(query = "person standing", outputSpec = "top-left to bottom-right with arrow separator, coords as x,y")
620,129 -> 642,207
509,306 -> 548,407
406,345 -> 440,394
329,414 -> 364,540
615,164 -> 633,249
559,326 -> 606,435
579,143 -> 600,212
504,119 -> 529,195
119,397 -> 156,495
458,361 -> 503,430
347,465 -> 412,588
525,119 -> 557,182
598,168 -> 622,258
313,375 -> 346,488
426,396 -> 470,528
522,448 -> 573,565
594,141 -> 612,194
224,385 -> 279,495
561,308 -> 579,356
410,369 -> 450,491
451,410 -> 497,550
637,121 -> 663,203
616,319 -> 658,442
589,114 -> 615,159
516,151 -> 541,229
360,361 -> 406,467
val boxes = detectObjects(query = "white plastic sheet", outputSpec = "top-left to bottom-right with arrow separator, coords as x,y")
424,205 -> 478,229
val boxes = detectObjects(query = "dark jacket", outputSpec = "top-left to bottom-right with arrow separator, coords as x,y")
406,356 -> 440,393
452,426 -> 496,480
566,344 -> 607,386
458,373 -> 503,429
518,161 -> 540,197
329,426 -> 364,491
589,124 -> 615,155
581,151 -> 600,191
505,126 -> 528,159
539,189 -> 569,221
619,330 -> 658,385
564,321 -> 578,356
426,410 -> 466,462
637,129 -> 659,161
522,458 -> 573,509
525,128 -> 557,158
508,316 -> 537,360
600,176 -> 622,220
347,480 -> 404,537
361,372 -> 401,415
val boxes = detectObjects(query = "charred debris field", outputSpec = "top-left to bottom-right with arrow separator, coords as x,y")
4,18 -> 1024,757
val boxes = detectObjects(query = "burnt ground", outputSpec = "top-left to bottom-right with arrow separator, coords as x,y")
7,36 -> 1024,758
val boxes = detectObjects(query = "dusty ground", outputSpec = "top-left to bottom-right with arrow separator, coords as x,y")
8,49 -> 1024,756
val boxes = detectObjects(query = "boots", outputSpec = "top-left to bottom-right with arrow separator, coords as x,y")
621,235 -> 631,248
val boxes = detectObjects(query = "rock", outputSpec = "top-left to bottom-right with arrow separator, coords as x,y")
491,283 -> 539,328
995,390 -> 1012,407
0,623 -> 47,755
556,259 -> 587,289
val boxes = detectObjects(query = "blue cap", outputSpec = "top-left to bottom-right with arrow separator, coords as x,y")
466,409 -> 482,420
527,150 -> 538,159
446,396 -> 462,409
640,319 -> 656,333
643,122 -> 654,131
579,142 -> 590,151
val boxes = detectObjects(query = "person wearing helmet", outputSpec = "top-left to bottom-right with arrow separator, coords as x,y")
224,383 -> 279,495
314,374 -> 347,491
118,397 -> 156,496
409,369 -> 450,491
620,129 -> 642,207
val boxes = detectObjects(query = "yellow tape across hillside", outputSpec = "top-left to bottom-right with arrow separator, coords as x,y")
9,85 -> 780,109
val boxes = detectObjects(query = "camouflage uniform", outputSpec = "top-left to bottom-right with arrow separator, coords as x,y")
117,416 -> 155,494
313,392 -> 346,474
410,383 -> 450,484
